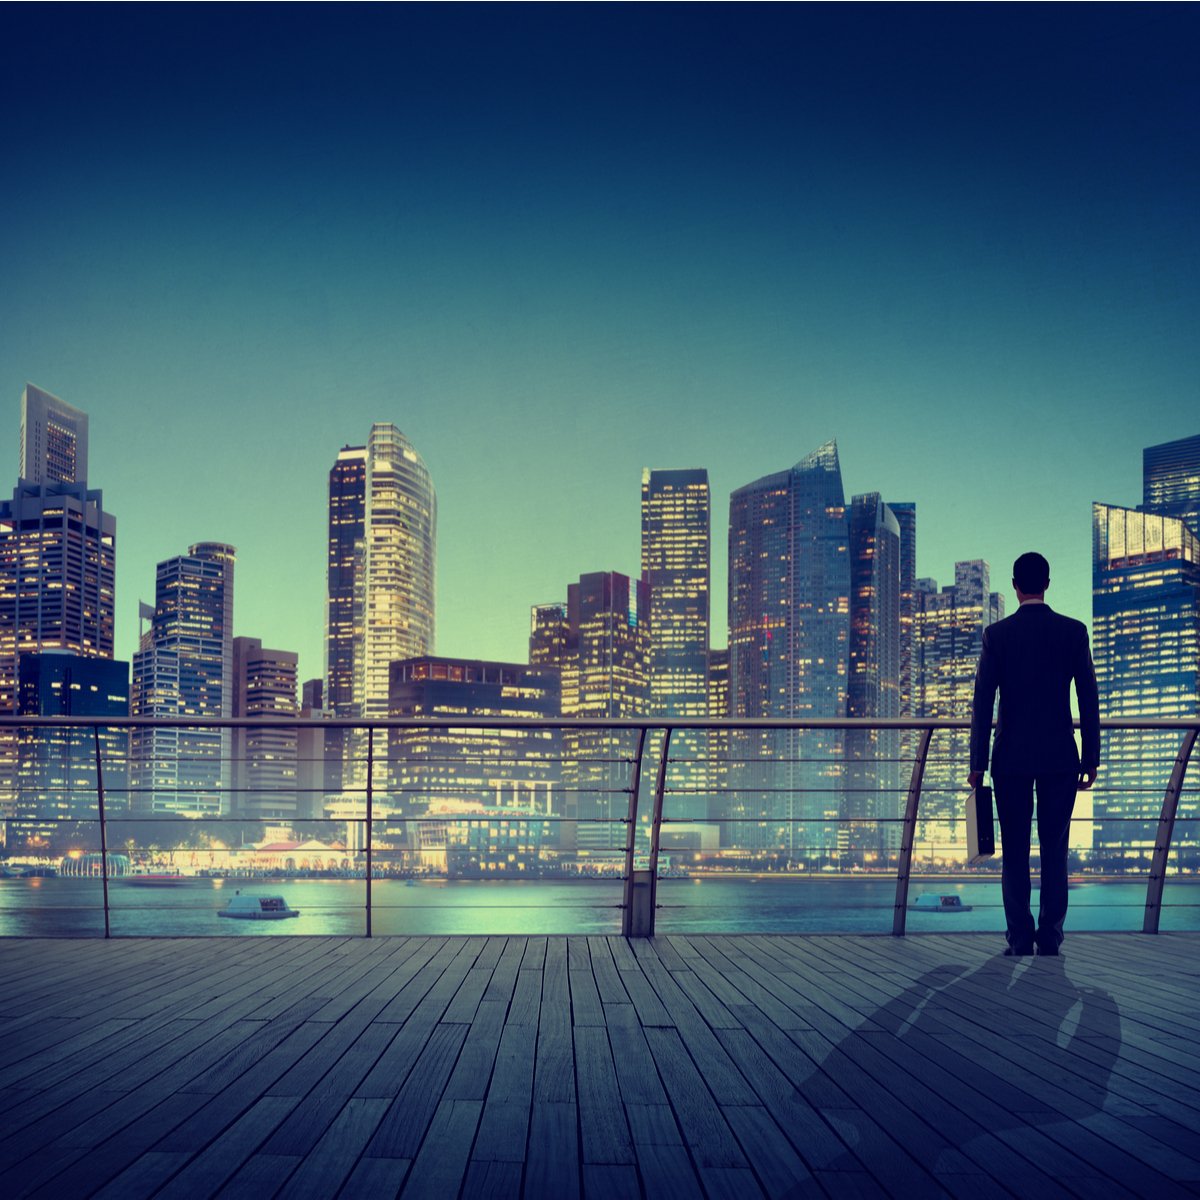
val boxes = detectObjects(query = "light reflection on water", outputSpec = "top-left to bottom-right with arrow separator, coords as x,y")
0,876 -> 1196,938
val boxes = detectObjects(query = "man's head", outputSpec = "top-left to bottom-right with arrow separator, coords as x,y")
1012,551 -> 1050,598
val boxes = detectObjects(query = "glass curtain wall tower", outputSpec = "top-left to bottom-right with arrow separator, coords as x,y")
641,468 -> 710,827
131,543 -> 236,817
0,386 -> 114,819
728,442 -> 850,863
846,493 -> 901,865
1093,502 -> 1200,868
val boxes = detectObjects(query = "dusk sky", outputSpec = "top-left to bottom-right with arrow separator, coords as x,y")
2,6 -> 1196,684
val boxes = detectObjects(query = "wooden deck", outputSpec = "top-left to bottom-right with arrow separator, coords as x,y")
1,933 -> 1199,1199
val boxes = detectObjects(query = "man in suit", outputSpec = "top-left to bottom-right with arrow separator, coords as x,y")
968,552 -> 1100,956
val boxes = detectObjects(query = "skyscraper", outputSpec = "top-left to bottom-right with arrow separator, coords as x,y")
0,387 -> 114,819
1092,502 -> 1200,867
324,427 -> 436,800
13,651 -> 129,851
846,493 -> 901,862
557,571 -> 650,853
1143,433 -> 1200,533
231,637 -> 299,821
641,468 -> 710,823
728,441 -> 850,860
911,561 -> 1003,859
890,501 -> 918,719
131,543 -> 236,817
19,383 -> 88,486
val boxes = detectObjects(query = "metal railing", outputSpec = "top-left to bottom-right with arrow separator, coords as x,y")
1,715 -> 1196,938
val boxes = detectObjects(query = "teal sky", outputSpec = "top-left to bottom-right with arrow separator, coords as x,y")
1,7 -> 1196,683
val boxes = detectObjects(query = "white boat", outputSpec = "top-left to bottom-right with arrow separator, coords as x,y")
909,893 -> 972,913
218,893 -> 300,920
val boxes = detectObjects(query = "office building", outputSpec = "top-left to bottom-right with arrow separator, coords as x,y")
324,426 -> 436,796
19,383 -> 88,486
1092,502 -> 1200,867
544,572 -> 650,854
0,388 -> 115,820
846,493 -> 902,863
12,651 -> 129,851
324,445 -> 367,793
1142,433 -> 1200,534
911,561 -> 1003,859
231,638 -> 298,821
727,441 -> 850,861
131,543 -> 236,817
641,468 -> 710,824
529,603 -> 569,670
297,678 -> 331,821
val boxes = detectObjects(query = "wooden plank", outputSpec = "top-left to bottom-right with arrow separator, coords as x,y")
635,1143 -> 704,1199
569,964 -> 605,1027
444,1000 -> 509,1102
525,1101 -> 580,1200
89,1151 -> 194,1200
396,1098 -> 482,1200
722,1103 -> 817,1197
603,1003 -> 671,1108
640,1026 -> 749,1170
461,1160 -> 524,1199
582,1164 -> 640,1199
365,1022 -> 470,1159
573,1025 -> 635,1165
472,1021 -> 538,1162
339,1155 -> 412,1198
274,1097 -> 390,1200
586,936 -> 630,1005
213,1153 -> 302,1199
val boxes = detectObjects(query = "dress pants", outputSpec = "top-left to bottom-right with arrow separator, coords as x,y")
991,771 -> 1078,951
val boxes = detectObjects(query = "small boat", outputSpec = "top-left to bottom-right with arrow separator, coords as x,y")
218,893 -> 300,921
20,865 -> 59,878
910,894 -> 972,913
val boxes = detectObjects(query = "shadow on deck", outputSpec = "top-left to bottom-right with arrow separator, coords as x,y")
1,933 -> 1198,1199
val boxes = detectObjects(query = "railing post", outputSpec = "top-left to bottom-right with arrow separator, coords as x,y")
621,726 -> 649,937
893,726 -> 933,936
1143,727 -> 1197,934
93,725 -> 111,939
365,727 -> 374,939
632,728 -> 674,939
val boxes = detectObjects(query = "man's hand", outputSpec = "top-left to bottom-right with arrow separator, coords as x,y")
1078,769 -> 1097,791
967,771 -> 984,789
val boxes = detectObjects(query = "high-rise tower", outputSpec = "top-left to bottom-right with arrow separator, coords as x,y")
131,543 -> 236,816
846,493 -> 901,862
641,468 -> 710,823
0,387 -> 114,818
727,442 -> 850,860
1142,433 -> 1200,534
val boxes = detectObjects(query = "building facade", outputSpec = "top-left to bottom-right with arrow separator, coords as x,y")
845,492 -> 902,863
911,561 -> 1003,861
641,468 -> 710,825
131,543 -> 236,817
1092,502 -> 1200,867
1142,433 -> 1200,534
12,652 -> 129,851
231,637 -> 299,822
727,442 -> 850,861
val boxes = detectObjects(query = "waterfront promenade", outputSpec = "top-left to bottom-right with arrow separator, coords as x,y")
1,933 -> 1198,1198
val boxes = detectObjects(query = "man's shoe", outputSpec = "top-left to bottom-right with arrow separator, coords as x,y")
1035,943 -> 1060,957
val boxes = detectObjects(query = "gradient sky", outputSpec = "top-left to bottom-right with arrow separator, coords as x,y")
1,6 -> 1197,685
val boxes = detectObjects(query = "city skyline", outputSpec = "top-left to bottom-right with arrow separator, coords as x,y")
1,7 -> 1196,683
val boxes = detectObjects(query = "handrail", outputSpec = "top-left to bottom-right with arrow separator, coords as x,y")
4,715 -> 1197,939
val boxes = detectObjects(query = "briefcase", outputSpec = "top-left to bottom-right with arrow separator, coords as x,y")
966,785 -> 995,864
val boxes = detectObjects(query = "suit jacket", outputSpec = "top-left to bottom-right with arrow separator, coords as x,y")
969,602 -> 1100,776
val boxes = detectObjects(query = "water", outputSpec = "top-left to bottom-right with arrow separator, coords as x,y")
1,875 -> 1196,937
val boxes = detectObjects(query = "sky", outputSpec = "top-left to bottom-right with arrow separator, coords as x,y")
1,6 -> 1197,685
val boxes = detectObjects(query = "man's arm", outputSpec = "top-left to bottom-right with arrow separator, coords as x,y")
1076,624 -> 1101,789
968,627 -> 998,787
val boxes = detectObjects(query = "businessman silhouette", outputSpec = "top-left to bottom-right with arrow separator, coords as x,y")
968,552 -> 1100,956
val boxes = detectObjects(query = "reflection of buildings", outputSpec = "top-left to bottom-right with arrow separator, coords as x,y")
13,651 -> 129,850
231,638 -> 298,821
728,442 -> 850,860
0,386 -> 115,820
1092,501 -> 1200,866
912,561 -> 1003,859
642,468 -> 710,826
131,543 -> 235,817
845,493 -> 901,863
